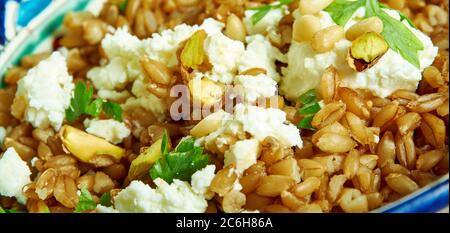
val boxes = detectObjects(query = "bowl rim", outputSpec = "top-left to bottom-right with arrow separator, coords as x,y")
0,0 -> 448,214
373,173 -> 449,213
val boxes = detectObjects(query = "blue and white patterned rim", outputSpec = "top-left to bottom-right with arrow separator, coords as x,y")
1,0 -> 52,48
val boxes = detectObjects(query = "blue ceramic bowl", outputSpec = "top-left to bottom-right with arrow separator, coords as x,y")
0,0 -> 448,213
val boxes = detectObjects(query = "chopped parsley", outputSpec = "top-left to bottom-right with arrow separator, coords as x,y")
297,89 -> 321,131
74,187 -> 97,213
250,0 -> 293,25
118,0 -> 128,12
325,0 -> 424,68
0,207 -> 25,213
149,131 -> 210,184
66,81 -> 123,122
99,192 -> 113,207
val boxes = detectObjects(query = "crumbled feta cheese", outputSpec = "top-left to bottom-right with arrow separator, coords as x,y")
91,58 -> 128,86
83,119 -> 131,144
0,127 -> 6,146
243,5 -> 288,35
224,139 -> 261,173
87,58 -> 129,91
97,89 -> 131,103
143,25 -> 199,68
0,148 -> 31,204
233,178 -> 243,192
237,35 -> 286,82
199,18 -> 226,35
92,20 -> 224,122
143,18 -> 225,68
233,74 -> 278,103
16,52 -> 74,130
191,165 -> 216,195
203,32 -> 246,84
195,104 -> 301,173
102,27 -> 143,62
234,104 -> 302,147
199,104 -> 302,148
96,205 -> 119,213
103,165 -> 216,213
241,209 -> 260,213
113,180 -> 164,213
113,179 -> 208,213
90,27 -> 143,90
30,157 -> 38,167
281,8 -> 438,100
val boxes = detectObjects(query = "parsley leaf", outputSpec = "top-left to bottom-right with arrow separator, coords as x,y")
325,0 -> 365,26
66,81 -> 95,122
250,0 -> 293,25
161,130 -> 170,155
74,187 -> 97,213
379,3 -> 416,28
298,102 -> 321,115
365,0 -> 423,68
299,89 -> 318,104
298,115 -> 315,131
103,101 -> 123,122
66,81 -> 123,122
326,0 -> 424,68
118,0 -> 128,12
99,192 -> 112,207
85,98 -> 103,117
297,89 -> 321,131
0,207 -> 25,213
150,132 -> 209,184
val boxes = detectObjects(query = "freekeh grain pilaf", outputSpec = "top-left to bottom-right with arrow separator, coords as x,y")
0,0 -> 448,213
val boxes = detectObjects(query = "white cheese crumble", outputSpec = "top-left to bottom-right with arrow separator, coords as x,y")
191,165 -> 216,195
98,165 -> 216,213
142,25 -> 198,68
203,32 -> 246,84
90,18 -> 226,121
30,157 -> 39,167
233,74 -> 278,103
233,104 -> 302,147
97,89 -> 131,103
0,147 -> 31,204
83,119 -> 131,144
0,127 -> 6,146
237,35 -> 286,82
87,58 -> 129,92
224,139 -> 261,173
16,52 -> 74,130
243,5 -> 288,36
196,104 -> 302,174
281,8 -> 438,100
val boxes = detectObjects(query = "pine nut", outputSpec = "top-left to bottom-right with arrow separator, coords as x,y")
293,15 -> 321,43
225,14 -> 246,42
346,17 -> 384,41
311,25 -> 345,53
298,0 -> 334,15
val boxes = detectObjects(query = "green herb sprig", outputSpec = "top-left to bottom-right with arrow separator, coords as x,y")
66,81 -> 123,123
250,0 -> 293,25
73,187 -> 112,213
149,131 -> 210,184
74,187 -> 97,213
297,89 -> 321,131
324,0 -> 424,68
